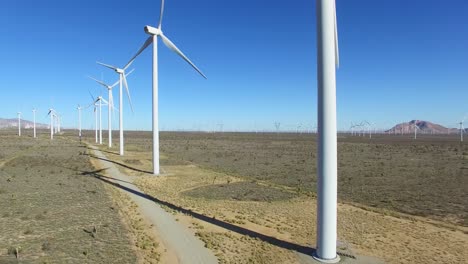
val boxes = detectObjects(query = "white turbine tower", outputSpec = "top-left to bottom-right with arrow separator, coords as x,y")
413,121 -> 420,139
32,109 -> 36,138
315,0 -> 340,262
17,112 -> 22,136
365,121 -> 374,139
125,0 -> 206,175
94,103 -> 98,143
48,109 -> 55,139
89,76 -> 120,148
92,96 -> 107,145
87,92 -> 100,143
90,69 -> 134,155
77,105 -> 82,138
459,120 -> 464,142
56,114 -> 61,133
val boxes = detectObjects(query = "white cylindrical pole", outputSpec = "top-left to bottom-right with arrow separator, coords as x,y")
95,107 -> 98,143
50,114 -> 53,140
316,0 -> 339,262
461,123 -> 463,142
18,113 -> 21,136
78,108 -> 82,137
99,99 -> 103,145
119,74 -> 124,156
153,35 -> 160,175
108,90 -> 112,148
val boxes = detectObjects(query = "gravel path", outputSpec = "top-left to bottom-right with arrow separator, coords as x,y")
91,147 -> 218,264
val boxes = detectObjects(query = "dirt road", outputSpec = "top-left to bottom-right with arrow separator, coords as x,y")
90,146 -> 218,264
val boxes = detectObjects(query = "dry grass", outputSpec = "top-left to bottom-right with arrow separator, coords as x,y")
0,131 -> 138,263
85,131 -> 468,264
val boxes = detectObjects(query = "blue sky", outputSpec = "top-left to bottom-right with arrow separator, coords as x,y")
1,0 -> 467,131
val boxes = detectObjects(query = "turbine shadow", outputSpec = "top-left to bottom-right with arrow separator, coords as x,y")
83,169 -> 316,256
85,154 -> 153,175
86,146 -> 119,156
80,169 -> 134,185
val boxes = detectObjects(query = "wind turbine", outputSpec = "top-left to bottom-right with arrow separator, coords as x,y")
458,120 -> 465,142
77,105 -> 82,138
125,0 -> 206,175
413,121 -> 420,139
364,121 -> 374,139
47,109 -> 55,139
90,69 -> 134,155
32,109 -> 36,138
274,122 -> 281,133
315,0 -> 340,262
87,92 -> 100,143
92,96 -> 107,145
17,112 -> 22,136
89,76 -> 120,148
56,113 -> 61,133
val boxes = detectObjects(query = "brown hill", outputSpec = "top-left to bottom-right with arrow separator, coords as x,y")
386,120 -> 459,134
0,118 -> 48,129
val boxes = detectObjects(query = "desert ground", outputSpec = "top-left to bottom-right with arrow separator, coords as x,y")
1,129 -> 467,263
0,130 -> 159,263
87,130 -> 467,263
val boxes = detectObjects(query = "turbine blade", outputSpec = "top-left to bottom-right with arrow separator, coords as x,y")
122,74 -> 134,113
110,78 -> 120,88
110,92 -> 116,117
158,0 -> 165,28
88,90 -> 96,102
160,33 -> 207,79
124,36 -> 153,70
84,102 -> 95,109
334,0 -> 340,68
88,76 -> 108,88
126,68 -> 135,76
97,61 -> 118,70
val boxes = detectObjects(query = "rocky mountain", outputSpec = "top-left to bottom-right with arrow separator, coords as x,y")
0,118 -> 49,129
386,120 -> 462,134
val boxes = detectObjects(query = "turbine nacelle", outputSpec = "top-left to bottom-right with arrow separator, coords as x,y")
144,25 -> 161,36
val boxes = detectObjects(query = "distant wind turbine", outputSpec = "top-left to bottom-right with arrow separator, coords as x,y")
91,68 -> 134,155
274,122 -> 281,133
315,0 -> 340,262
77,105 -> 82,138
364,121 -> 374,139
125,0 -> 207,175
94,96 -> 107,145
47,109 -> 55,139
413,121 -> 420,139
458,120 -> 464,142
87,92 -> 99,143
17,112 -> 22,136
89,76 -> 117,147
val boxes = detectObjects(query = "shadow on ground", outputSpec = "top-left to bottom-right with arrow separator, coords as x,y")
81,169 -> 317,256
85,154 -> 153,174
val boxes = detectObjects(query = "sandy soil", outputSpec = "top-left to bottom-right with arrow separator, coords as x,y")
80,131 -> 468,264
0,133 -> 138,263
129,163 -> 467,264
89,146 -> 217,264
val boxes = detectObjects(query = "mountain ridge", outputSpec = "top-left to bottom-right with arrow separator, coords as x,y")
0,118 -> 49,129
